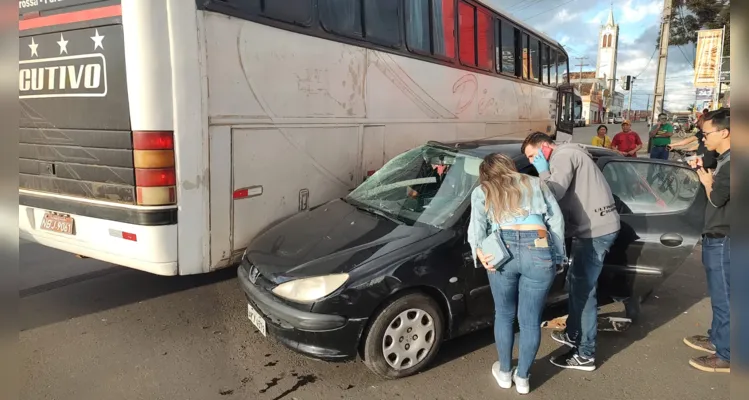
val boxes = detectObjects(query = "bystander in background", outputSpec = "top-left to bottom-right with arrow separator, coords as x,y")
611,120 -> 642,157
591,125 -> 612,148
649,113 -> 673,159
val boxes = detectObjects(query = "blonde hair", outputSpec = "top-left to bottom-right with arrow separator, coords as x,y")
479,153 -> 532,223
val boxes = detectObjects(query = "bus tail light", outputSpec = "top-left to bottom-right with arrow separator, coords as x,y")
133,131 -> 176,206
137,187 -> 177,206
133,131 -> 174,150
135,168 -> 176,187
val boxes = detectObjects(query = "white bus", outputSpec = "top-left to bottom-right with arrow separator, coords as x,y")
19,0 -> 581,276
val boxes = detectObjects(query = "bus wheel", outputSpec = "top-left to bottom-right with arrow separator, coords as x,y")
362,293 -> 444,379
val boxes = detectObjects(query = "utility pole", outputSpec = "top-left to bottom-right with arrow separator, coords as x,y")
645,94 -> 651,123
605,78 -> 616,121
627,77 -> 636,119
713,25 -> 726,109
651,0 -> 673,127
574,57 -> 589,92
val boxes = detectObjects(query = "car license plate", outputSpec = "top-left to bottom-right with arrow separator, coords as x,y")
40,212 -> 75,235
247,303 -> 267,337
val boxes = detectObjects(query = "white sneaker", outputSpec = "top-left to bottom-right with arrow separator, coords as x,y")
491,361 -> 512,389
512,368 -> 530,395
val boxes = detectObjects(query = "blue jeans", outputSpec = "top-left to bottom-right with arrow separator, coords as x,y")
566,231 -> 619,359
488,230 -> 556,379
703,235 -> 730,362
650,146 -> 669,160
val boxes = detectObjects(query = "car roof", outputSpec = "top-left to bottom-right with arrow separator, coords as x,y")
427,139 -> 621,161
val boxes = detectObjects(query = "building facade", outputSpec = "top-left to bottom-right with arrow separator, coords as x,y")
596,7 -> 619,96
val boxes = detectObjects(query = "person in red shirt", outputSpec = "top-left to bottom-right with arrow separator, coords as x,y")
611,120 -> 643,157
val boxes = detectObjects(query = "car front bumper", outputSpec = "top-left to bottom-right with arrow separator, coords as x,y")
237,263 -> 368,361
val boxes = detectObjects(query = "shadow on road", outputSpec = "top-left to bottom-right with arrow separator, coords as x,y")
427,251 -> 706,390
20,265 -> 239,331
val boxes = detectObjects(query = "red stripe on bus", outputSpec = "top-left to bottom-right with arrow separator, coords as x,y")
19,5 -> 122,31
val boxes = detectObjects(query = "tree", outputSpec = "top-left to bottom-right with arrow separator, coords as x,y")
669,0 -> 730,56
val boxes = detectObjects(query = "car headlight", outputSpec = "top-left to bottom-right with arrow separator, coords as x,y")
271,274 -> 349,303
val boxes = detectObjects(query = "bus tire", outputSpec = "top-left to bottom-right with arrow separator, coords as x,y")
361,292 -> 444,379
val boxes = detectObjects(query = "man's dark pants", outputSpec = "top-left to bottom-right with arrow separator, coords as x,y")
703,235 -> 731,362
650,145 -> 669,160
566,231 -> 619,359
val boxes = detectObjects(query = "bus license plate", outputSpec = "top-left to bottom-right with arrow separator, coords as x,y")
40,212 -> 75,235
247,303 -> 267,337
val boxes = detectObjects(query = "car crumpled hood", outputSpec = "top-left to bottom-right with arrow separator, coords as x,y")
244,199 -> 440,283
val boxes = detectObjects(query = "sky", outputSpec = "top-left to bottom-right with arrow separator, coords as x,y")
487,0 -> 700,112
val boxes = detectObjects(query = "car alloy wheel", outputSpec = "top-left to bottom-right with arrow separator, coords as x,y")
362,292 -> 444,379
382,308 -> 436,370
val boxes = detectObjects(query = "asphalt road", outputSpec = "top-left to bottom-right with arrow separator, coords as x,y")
20,243 -> 729,400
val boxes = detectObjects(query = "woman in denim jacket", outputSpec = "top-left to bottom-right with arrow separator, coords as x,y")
468,153 -> 565,394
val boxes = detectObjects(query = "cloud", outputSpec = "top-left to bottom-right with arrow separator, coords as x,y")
555,9 -> 579,23
619,0 -> 663,24
587,10 -> 608,25
486,0 -> 696,112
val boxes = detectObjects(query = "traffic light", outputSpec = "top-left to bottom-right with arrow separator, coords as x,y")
622,75 -> 631,90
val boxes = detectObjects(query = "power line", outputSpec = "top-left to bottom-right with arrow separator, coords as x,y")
673,5 -> 695,67
521,0 -> 577,22
634,47 -> 658,78
676,45 -> 694,68
510,0 -> 548,13
573,56 -> 589,92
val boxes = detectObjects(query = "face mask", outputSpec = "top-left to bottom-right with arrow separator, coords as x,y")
541,145 -> 553,160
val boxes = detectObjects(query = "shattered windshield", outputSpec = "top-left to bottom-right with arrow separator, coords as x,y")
346,145 -> 481,228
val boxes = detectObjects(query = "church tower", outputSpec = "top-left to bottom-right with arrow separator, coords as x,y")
596,5 -> 619,96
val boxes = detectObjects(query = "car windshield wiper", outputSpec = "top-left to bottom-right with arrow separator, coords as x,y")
343,198 -> 405,225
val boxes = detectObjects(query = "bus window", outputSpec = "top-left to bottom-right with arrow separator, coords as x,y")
477,9 -> 493,70
541,44 -> 550,85
521,33 -> 529,79
558,52 -> 569,83
363,0 -> 402,47
550,49 -> 558,86
319,0 -> 362,37
405,0 -> 431,54
529,36 -> 540,82
264,0 -> 313,26
458,1 -> 475,66
406,0 -> 455,58
499,20 -> 516,76
433,0 -> 456,58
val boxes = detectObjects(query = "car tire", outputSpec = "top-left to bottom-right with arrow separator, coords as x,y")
361,292 -> 444,379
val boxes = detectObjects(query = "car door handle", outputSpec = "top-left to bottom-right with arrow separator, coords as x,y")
660,233 -> 683,247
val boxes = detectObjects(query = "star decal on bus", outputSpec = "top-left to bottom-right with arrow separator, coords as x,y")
28,37 -> 38,57
91,29 -> 105,50
57,34 -> 69,55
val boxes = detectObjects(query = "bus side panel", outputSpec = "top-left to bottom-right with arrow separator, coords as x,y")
361,125 -> 385,177
165,0 -> 210,275
230,126 -> 361,251
209,126 -> 233,268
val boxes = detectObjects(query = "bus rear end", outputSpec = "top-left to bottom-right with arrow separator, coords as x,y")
19,1 -> 182,275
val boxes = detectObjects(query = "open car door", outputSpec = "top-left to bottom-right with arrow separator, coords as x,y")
595,157 -> 706,299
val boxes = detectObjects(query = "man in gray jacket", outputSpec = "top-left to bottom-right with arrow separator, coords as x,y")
521,132 -> 620,372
